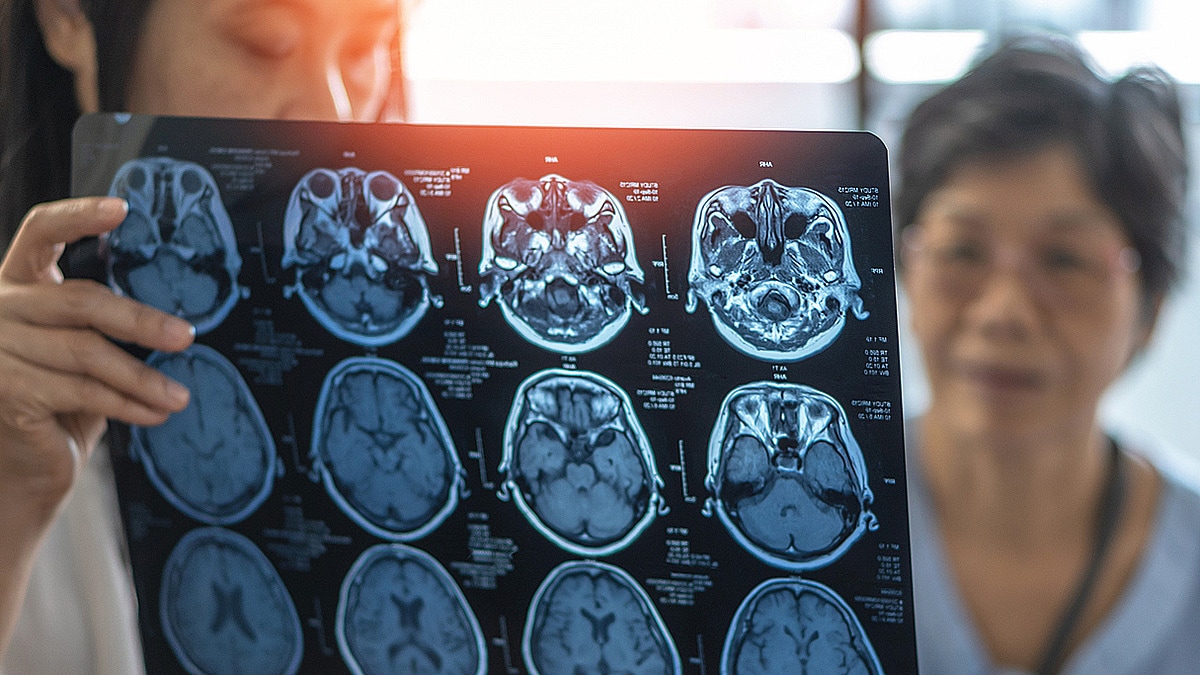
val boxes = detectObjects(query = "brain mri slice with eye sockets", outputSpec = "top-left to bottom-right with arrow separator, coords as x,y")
337,544 -> 486,675
160,528 -> 303,675
282,168 -> 439,347
686,179 -> 867,361
106,158 -> 242,335
722,578 -> 882,675
311,357 -> 464,541
704,382 -> 875,571
479,174 -> 647,353
133,345 -> 275,525
524,560 -> 681,675
500,369 -> 664,556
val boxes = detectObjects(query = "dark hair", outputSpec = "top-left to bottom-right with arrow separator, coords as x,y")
895,33 -> 1189,302
0,0 -> 154,250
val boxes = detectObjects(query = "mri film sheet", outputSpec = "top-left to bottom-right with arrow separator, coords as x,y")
71,114 -> 916,674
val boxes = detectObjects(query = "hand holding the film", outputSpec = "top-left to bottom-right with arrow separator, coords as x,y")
0,196 -> 194,518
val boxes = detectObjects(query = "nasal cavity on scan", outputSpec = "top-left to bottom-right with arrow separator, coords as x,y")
106,157 -> 242,335
478,175 -> 646,354
685,179 -> 866,361
704,381 -> 876,571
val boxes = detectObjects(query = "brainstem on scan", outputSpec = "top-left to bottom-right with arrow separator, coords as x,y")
500,369 -> 664,556
686,179 -> 866,361
705,381 -> 876,571
282,167 -> 438,346
106,157 -> 242,334
479,174 -> 646,353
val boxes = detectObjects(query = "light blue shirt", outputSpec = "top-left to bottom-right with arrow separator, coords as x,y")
908,436 -> 1200,675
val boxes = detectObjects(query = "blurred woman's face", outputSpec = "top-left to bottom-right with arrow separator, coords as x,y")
902,145 -> 1150,444
124,0 -> 400,121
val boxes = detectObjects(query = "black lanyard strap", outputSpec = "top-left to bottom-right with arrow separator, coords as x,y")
1035,436 -> 1128,675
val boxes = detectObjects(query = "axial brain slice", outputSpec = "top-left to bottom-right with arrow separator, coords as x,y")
338,544 -> 485,675
312,357 -> 461,540
479,174 -> 647,353
160,528 -> 303,675
502,369 -> 662,556
134,345 -> 275,525
706,382 -> 874,571
686,179 -> 867,361
282,168 -> 438,346
524,561 -> 680,675
722,579 -> 882,675
106,158 -> 242,334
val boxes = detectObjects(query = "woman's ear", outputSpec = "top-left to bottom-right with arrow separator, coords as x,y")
33,0 -> 100,112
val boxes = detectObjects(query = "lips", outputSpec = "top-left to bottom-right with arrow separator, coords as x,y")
958,362 -> 1046,392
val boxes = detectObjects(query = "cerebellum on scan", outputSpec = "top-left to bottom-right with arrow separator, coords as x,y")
283,167 -> 439,347
499,369 -> 666,556
703,381 -> 876,571
479,174 -> 647,354
686,179 -> 867,361
106,157 -> 243,335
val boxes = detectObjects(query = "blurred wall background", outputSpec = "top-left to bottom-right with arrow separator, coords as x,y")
403,0 -> 1200,475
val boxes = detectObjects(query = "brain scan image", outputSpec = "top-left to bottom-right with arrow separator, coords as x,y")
479,174 -> 647,353
311,357 -> 464,541
686,179 -> 867,361
704,382 -> 875,571
282,167 -> 438,346
499,369 -> 664,556
106,157 -> 242,335
337,543 -> 485,675
160,527 -> 303,675
721,578 -> 882,675
132,345 -> 276,525
523,560 -> 681,675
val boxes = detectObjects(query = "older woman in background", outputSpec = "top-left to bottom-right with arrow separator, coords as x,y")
898,35 -> 1200,674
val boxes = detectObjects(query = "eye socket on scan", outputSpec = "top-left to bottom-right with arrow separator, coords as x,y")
282,167 -> 438,346
106,157 -> 243,335
479,174 -> 647,354
687,179 -> 867,361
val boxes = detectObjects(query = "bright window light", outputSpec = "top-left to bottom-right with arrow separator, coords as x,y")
1078,31 -> 1200,84
864,30 -> 985,84
866,28 -> 1200,86
406,0 -> 859,84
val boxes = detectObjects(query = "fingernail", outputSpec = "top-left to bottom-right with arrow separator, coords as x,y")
99,198 -> 128,219
167,318 -> 196,342
165,379 -> 190,407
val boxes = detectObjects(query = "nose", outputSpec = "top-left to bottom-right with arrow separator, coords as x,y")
965,250 -> 1042,341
